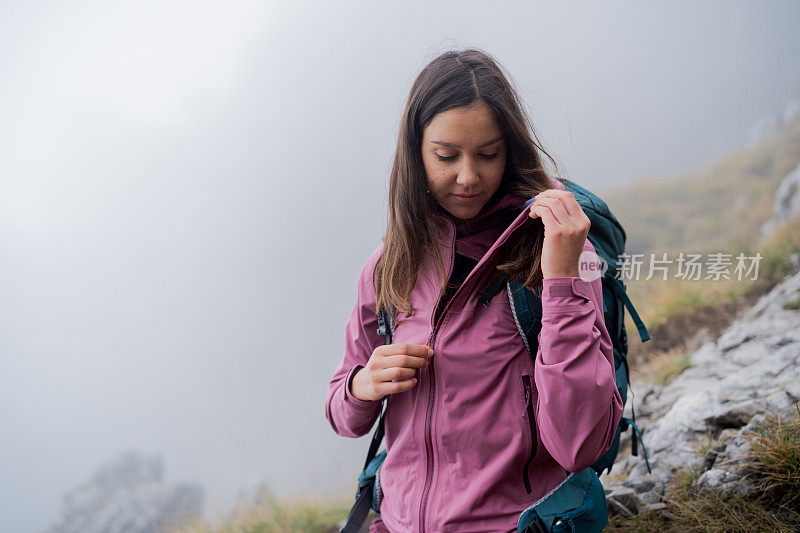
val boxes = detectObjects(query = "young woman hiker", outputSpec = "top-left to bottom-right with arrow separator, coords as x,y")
324,49 -> 623,533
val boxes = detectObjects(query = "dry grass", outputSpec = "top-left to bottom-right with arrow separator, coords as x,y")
601,114 -> 800,256
747,405 -> 800,509
636,347 -> 692,386
608,407 -> 800,532
625,276 -> 750,336
621,211 -> 800,369
607,467 -> 797,532
589,116 -> 800,365
168,490 -> 368,533
755,211 -> 800,284
785,294 -> 800,311
695,429 -> 717,458
662,466 -> 796,533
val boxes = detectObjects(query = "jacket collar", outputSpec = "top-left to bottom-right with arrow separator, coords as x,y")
432,176 -> 565,281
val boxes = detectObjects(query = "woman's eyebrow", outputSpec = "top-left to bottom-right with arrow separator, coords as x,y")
430,136 -> 503,149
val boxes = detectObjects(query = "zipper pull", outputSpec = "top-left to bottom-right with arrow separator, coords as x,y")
522,382 -> 531,418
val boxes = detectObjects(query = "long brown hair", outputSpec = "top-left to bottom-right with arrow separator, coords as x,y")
374,48 -> 560,322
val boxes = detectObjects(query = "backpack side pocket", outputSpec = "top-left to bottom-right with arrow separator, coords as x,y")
355,449 -> 387,514
517,468 -> 608,533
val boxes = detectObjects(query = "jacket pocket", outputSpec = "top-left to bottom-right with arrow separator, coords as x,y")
521,374 -> 537,495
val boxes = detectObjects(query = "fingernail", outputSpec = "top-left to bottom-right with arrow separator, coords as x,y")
428,347 -> 434,356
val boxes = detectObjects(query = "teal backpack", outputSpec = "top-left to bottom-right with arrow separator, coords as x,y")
340,178 -> 651,533
504,178 -> 653,478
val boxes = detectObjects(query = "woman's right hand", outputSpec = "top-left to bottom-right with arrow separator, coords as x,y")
350,343 -> 434,401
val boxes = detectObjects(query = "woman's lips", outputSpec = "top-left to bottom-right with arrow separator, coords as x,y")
451,193 -> 481,204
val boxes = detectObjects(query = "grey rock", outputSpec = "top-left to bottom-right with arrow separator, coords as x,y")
747,98 -> 800,148
703,401 -> 761,431
46,451 -> 204,533
717,428 -> 740,442
693,462 -> 757,499
760,159 -> 800,237
605,487 -> 640,516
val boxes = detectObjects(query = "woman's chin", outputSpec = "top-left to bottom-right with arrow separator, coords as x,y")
445,204 -> 482,221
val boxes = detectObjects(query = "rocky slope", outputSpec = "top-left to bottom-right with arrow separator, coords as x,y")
604,265 -> 800,515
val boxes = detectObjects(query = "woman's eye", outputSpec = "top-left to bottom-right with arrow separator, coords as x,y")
435,152 -> 499,162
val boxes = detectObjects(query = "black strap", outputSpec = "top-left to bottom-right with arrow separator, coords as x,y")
363,403 -> 386,471
341,306 -> 394,531
339,479 -> 375,533
477,272 -> 509,308
362,306 -> 393,469
522,514 -> 550,533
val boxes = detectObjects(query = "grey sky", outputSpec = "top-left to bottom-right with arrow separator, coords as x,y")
1,1 -> 799,531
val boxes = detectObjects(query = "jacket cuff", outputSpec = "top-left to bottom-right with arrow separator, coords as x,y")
541,276 -> 594,313
343,364 -> 381,410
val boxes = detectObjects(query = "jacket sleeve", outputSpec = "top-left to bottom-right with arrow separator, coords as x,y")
324,242 -> 386,438
533,238 -> 624,472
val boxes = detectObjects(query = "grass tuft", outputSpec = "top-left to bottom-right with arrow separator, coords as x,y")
646,349 -> 692,386
746,405 -> 800,509
783,293 -> 800,311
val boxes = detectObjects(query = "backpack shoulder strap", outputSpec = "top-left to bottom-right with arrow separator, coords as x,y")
366,305 -> 394,470
340,305 -> 393,532
507,280 -> 542,358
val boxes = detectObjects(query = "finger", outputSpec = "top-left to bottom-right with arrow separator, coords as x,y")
377,342 -> 433,357
381,353 -> 431,370
373,366 -> 418,383
530,203 -> 563,228
376,342 -> 434,359
535,189 -> 581,218
530,204 -> 561,229
376,377 -> 418,396
538,191 -> 590,231
533,197 -> 569,225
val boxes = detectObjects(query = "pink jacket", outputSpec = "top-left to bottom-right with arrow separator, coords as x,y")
325,182 -> 623,533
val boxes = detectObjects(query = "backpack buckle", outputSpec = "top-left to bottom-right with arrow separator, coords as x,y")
376,312 -> 386,337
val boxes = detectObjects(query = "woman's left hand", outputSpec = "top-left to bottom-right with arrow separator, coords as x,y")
528,189 -> 591,279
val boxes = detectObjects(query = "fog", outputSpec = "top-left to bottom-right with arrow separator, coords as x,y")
1,1 -> 799,531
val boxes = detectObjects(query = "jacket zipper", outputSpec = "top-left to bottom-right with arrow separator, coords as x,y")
521,375 -> 537,494
419,212 -> 531,532
418,236 -> 455,533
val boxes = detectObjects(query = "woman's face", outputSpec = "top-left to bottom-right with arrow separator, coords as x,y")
421,100 -> 507,222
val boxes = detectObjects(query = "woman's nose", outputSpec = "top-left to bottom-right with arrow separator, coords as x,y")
456,157 -> 480,187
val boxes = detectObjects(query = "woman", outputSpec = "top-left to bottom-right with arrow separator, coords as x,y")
324,49 -> 622,533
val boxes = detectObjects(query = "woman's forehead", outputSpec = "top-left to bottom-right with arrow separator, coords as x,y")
423,106 -> 502,147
